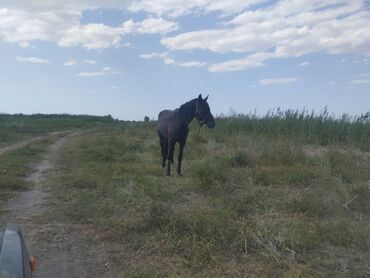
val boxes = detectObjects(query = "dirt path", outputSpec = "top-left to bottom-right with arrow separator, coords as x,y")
0,132 -> 115,278
0,136 -> 44,156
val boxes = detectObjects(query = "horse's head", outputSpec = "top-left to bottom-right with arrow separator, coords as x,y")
195,94 -> 215,128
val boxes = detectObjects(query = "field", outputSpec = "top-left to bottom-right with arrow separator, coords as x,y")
0,111 -> 369,277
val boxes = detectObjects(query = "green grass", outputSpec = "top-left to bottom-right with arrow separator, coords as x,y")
0,113 -> 116,212
47,110 -> 370,277
0,113 -> 116,146
215,108 -> 370,150
0,137 -> 57,209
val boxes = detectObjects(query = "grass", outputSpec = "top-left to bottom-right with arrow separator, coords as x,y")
216,108 -> 370,150
0,137 -> 57,210
0,113 -> 115,147
0,113 -> 115,212
46,110 -> 370,277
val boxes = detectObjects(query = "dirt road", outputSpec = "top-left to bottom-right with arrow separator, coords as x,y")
0,133 -> 115,278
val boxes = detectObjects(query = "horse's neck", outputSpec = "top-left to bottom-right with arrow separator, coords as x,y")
179,99 -> 196,125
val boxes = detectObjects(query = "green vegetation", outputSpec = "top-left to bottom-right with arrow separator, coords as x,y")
0,113 -> 115,146
216,108 -> 370,150
0,137 -> 56,210
0,113 -> 116,211
46,110 -> 370,277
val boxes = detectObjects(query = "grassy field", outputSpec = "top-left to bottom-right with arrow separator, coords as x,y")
0,114 -> 115,147
44,111 -> 370,277
0,114 -> 115,211
0,137 -> 58,212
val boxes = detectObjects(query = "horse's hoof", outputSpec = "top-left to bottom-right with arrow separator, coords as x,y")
166,173 -> 171,176
177,173 -> 183,177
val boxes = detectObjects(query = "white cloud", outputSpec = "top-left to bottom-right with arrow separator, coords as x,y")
357,72 -> 370,78
16,56 -> 50,63
209,52 -> 276,72
350,79 -> 370,85
140,52 -> 168,59
77,67 -> 119,78
0,3 -> 177,50
18,41 -> 30,48
83,59 -> 96,64
77,72 -> 107,78
57,17 -> 177,50
140,51 -> 206,68
299,61 -> 310,66
162,0 -> 370,72
176,61 -> 206,68
58,23 -> 122,50
3,0 -> 370,73
64,59 -> 77,66
257,77 -> 299,86
128,0 -> 266,17
122,18 -> 178,34
0,8 -> 80,43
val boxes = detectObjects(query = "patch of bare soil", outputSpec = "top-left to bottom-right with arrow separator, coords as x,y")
0,133 -> 117,278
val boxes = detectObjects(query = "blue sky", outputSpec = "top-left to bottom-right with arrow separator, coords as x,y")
0,0 -> 369,120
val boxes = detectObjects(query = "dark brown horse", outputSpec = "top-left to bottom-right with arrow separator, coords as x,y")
157,94 -> 215,176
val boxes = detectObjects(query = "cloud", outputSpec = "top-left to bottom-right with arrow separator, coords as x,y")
0,8 -> 80,43
77,66 -> 119,77
58,23 -> 122,50
57,17 -> 177,50
16,56 -> 50,63
128,0 -> 267,17
77,72 -> 107,78
139,52 -> 168,59
3,0 -> 370,73
18,41 -> 30,48
162,0 -> 370,72
0,4 -> 177,50
140,52 -> 206,68
175,61 -> 206,68
83,59 -> 96,64
298,61 -> 310,66
209,52 -> 275,72
257,77 -> 299,86
357,72 -> 370,78
349,79 -> 370,85
64,59 -> 77,66
122,18 -> 178,34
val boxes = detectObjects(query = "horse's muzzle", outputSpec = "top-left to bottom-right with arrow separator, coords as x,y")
206,118 -> 215,128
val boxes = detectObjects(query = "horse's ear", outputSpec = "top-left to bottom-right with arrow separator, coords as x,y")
204,95 -> 209,101
198,94 -> 202,101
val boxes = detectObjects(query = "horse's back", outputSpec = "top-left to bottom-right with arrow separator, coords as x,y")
158,109 -> 173,120
158,109 -> 185,139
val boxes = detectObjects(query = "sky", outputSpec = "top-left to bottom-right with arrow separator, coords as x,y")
0,0 -> 369,120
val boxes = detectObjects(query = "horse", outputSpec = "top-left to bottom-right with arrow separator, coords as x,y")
157,94 -> 215,176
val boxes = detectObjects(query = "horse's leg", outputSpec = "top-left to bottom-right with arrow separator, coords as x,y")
177,138 -> 186,176
166,138 -> 176,176
159,134 -> 167,168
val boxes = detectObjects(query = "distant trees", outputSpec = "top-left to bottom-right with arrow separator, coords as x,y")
144,116 -> 150,122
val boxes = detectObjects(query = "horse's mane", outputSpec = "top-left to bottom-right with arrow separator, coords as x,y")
179,99 -> 197,123
179,98 -> 196,112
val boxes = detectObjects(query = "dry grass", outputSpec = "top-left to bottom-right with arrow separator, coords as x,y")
48,117 -> 370,277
